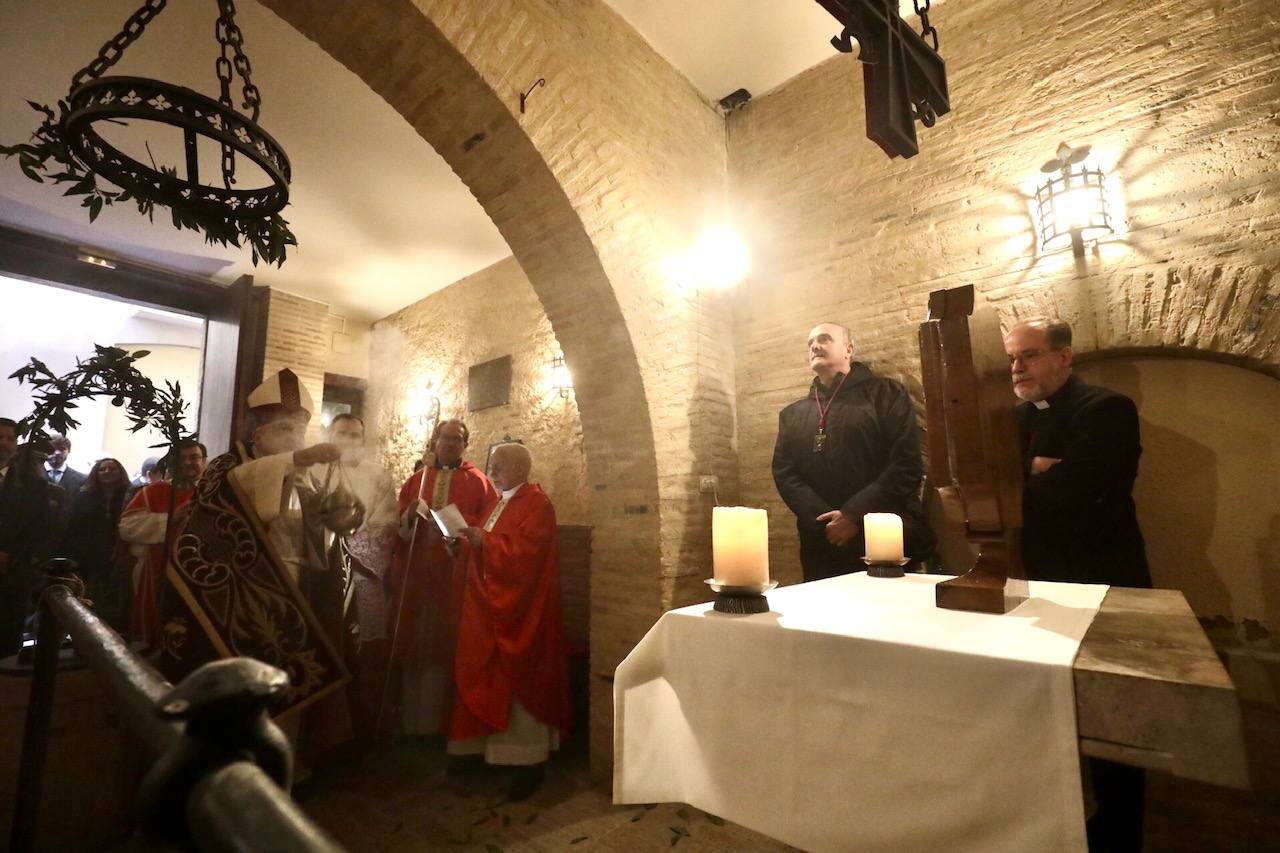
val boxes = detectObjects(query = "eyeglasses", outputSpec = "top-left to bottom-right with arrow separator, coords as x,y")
1007,348 -> 1061,367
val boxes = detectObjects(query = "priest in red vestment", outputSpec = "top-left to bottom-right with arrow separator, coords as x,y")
389,418 -> 496,736
118,439 -> 207,648
450,442 -> 572,800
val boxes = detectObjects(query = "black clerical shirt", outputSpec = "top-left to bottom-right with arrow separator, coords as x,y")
1017,373 -> 1151,588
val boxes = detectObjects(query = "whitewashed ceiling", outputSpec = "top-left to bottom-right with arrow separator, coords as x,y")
0,1 -> 933,321
0,0 -> 511,322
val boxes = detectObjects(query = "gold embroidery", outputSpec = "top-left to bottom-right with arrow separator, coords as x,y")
430,468 -> 454,510
483,497 -> 510,532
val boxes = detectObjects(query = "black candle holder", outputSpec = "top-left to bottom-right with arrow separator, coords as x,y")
863,557 -> 910,578
705,579 -> 777,614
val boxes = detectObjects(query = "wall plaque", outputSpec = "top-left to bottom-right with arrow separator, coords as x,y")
468,355 -> 512,412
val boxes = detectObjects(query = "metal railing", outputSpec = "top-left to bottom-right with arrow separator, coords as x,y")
9,559 -> 347,852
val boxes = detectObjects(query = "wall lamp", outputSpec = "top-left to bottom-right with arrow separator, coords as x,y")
1034,142 -> 1113,259
551,354 -> 572,399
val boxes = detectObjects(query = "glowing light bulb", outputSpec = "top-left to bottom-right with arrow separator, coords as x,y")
688,226 -> 750,290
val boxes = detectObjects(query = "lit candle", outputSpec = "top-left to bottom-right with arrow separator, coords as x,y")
864,513 -> 904,562
712,507 -> 769,587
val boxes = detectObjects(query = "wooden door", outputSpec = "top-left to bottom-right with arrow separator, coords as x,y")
198,275 -> 267,455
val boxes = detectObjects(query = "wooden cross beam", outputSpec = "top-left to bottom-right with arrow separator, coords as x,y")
815,0 -> 951,159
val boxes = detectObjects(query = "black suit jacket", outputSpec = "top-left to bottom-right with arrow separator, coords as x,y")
1017,374 -> 1151,588
51,466 -> 86,495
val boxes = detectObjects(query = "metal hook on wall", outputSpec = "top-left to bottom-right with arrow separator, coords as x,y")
519,77 -> 546,114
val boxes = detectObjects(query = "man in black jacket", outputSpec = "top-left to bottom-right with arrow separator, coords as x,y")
1005,317 -> 1150,853
772,323 -> 935,582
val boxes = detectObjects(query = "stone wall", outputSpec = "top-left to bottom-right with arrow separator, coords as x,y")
367,256 -> 590,526
263,289 -> 329,444
728,0 -> 1280,587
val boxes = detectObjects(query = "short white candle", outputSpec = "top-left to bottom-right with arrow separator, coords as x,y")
712,506 -> 769,587
864,512 -> 905,562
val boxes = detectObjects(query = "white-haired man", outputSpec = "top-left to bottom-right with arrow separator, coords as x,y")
451,442 -> 571,800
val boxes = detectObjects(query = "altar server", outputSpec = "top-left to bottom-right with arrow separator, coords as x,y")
118,439 -> 206,648
325,413 -> 398,744
450,442 -> 571,800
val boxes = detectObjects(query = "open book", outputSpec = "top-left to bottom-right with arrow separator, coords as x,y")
429,503 -> 468,540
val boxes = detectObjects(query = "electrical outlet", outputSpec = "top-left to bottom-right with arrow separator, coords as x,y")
698,475 -> 719,494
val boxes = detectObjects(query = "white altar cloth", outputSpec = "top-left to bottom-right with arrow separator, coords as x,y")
613,572 -> 1108,853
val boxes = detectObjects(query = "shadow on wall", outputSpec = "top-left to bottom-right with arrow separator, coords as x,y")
1076,356 -> 1279,650
1090,360 -> 1227,605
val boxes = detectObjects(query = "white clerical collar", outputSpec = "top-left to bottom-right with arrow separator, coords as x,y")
1033,400 -> 1050,410
501,483 -> 524,501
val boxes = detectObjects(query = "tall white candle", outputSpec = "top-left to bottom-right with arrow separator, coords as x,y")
864,512 -> 905,562
712,506 -> 770,587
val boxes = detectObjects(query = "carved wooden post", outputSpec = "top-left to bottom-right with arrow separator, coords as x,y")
919,285 -> 1028,613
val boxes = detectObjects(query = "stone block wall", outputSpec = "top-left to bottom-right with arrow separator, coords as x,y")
728,0 -> 1280,589
367,256 -> 590,526
263,289 -> 329,444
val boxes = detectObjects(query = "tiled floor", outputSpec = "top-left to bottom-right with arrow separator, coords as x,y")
294,741 -> 797,853
295,704 -> 1280,852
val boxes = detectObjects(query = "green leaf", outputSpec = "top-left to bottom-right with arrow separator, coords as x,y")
18,158 -> 44,183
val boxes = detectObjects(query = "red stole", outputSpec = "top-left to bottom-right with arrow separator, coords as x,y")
449,482 -> 572,741
390,461 -> 496,663
123,481 -> 193,647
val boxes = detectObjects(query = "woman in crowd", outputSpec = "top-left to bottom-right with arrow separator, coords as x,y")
60,457 -> 131,632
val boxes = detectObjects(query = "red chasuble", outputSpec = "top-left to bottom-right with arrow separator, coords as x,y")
121,481 -> 193,647
449,482 -> 572,741
390,461 -> 496,664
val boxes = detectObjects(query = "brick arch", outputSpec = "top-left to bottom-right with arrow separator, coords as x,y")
999,262 -> 1280,374
257,0 -> 665,755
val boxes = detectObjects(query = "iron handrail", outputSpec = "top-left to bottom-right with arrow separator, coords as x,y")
9,565 -> 346,852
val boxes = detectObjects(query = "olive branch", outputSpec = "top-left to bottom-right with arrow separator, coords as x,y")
11,344 -> 196,471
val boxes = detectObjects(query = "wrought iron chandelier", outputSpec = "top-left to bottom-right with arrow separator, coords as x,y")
1,0 -> 295,266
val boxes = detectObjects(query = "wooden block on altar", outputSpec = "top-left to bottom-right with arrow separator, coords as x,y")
1074,587 -> 1249,789
918,284 -> 1028,613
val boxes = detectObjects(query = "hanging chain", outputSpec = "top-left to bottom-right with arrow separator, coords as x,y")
912,0 -> 939,52
909,0 -> 939,125
71,0 -> 169,89
216,0 -> 262,120
214,0 -> 262,189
